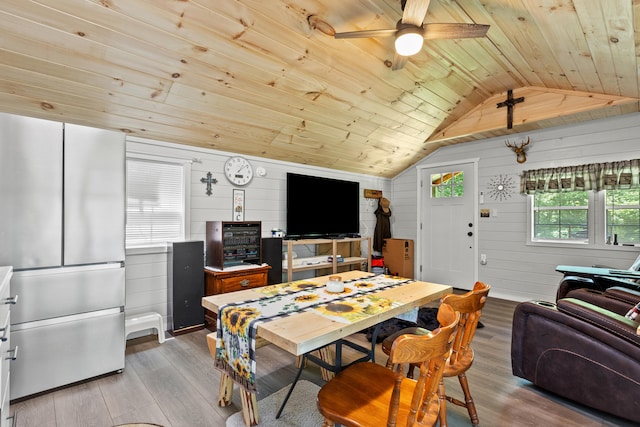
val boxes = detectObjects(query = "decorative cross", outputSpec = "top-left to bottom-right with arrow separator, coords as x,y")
200,172 -> 217,196
496,89 -> 525,129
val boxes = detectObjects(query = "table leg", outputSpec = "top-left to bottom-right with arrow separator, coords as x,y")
207,333 -> 260,426
240,390 -> 259,426
295,355 -> 306,368
218,374 -> 234,406
218,374 -> 259,426
316,346 -> 335,381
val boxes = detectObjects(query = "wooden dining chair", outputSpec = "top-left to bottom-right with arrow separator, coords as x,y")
381,281 -> 490,427
316,303 -> 460,427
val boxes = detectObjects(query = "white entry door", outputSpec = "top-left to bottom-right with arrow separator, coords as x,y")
418,161 -> 477,290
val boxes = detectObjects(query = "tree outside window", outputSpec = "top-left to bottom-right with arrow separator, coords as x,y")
533,191 -> 588,242
606,189 -> 640,244
431,171 -> 464,198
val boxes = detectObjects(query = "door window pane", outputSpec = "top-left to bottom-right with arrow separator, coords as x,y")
431,171 -> 464,198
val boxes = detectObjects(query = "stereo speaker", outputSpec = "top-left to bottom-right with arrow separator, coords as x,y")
168,241 -> 205,334
262,237 -> 283,284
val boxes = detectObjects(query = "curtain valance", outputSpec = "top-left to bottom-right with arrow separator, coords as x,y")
520,159 -> 640,194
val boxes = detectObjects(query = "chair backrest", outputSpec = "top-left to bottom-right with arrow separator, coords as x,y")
387,303 -> 460,427
441,281 -> 490,366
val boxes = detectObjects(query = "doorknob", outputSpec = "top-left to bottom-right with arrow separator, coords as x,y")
468,231 -> 473,236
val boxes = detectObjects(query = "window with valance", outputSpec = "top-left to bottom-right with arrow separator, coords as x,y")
522,159 -> 640,246
520,159 -> 640,194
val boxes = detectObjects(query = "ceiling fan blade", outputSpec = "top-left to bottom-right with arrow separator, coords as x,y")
391,52 -> 409,71
423,23 -> 490,40
334,28 -> 397,39
401,0 -> 431,26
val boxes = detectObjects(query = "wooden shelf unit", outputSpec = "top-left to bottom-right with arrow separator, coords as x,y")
283,237 -> 372,281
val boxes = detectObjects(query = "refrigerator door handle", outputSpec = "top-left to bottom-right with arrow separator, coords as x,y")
0,310 -> 9,342
4,295 -> 18,305
6,346 -> 18,361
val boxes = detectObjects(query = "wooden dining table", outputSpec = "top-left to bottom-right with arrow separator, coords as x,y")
201,270 -> 453,426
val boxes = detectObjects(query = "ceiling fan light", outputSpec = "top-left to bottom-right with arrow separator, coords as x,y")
395,29 -> 423,56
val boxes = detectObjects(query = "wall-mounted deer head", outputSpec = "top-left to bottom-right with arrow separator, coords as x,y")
505,137 -> 531,163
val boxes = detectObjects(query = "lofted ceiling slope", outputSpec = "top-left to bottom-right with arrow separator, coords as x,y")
0,0 -> 638,177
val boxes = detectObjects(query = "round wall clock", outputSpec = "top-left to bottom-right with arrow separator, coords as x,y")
488,174 -> 515,201
224,156 -> 253,186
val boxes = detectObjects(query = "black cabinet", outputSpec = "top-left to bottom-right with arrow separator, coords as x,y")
168,241 -> 204,333
206,221 -> 262,269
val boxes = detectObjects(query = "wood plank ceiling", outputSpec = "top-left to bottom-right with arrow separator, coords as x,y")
0,0 -> 638,177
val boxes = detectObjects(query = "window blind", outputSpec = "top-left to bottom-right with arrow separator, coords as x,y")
126,158 -> 185,247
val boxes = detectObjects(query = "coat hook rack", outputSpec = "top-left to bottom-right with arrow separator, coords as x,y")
364,189 -> 382,199
201,172 -> 217,196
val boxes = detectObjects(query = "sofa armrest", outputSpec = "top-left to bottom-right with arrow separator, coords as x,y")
603,286 -> 640,305
512,300 -> 640,377
511,299 -> 640,423
557,298 -> 640,346
564,288 -> 634,316
556,275 -> 595,300
555,266 -> 640,300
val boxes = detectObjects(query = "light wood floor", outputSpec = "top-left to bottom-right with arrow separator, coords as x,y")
10,296 -> 635,427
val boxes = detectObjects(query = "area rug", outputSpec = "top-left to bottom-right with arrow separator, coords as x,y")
114,424 -> 163,427
364,307 -> 441,342
363,306 -> 484,343
226,380 -> 322,427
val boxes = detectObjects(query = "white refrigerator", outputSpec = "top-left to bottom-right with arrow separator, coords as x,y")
0,113 -> 126,400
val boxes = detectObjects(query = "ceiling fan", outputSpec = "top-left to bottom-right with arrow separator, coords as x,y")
334,0 -> 489,70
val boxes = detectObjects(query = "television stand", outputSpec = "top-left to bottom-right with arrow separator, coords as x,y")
282,237 -> 372,282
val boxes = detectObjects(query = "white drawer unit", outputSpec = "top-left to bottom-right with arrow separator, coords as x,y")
11,310 -> 124,400
9,264 -> 125,400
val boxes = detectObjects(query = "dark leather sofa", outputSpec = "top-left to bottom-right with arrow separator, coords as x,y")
511,286 -> 640,423
555,261 -> 640,300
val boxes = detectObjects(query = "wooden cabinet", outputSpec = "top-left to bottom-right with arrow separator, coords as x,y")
203,265 -> 270,327
283,237 -> 372,282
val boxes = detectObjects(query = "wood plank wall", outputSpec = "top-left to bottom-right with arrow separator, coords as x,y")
124,112 -> 640,336
391,112 -> 640,302
123,136 -> 391,333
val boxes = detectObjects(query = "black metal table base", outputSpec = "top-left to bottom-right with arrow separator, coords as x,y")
275,323 -> 382,419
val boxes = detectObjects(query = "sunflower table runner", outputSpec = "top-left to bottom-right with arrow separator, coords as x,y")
215,274 -> 413,392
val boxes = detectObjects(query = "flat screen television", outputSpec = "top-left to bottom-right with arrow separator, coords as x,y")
286,172 -> 360,239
